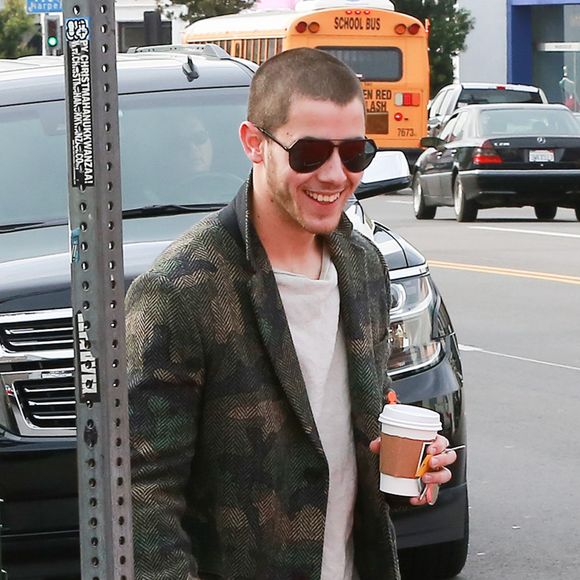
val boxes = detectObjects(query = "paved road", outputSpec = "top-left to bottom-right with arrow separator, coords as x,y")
362,194 -> 580,580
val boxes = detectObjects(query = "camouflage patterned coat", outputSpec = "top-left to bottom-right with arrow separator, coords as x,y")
127,181 -> 400,580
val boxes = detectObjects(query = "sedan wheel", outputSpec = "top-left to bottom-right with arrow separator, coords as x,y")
575,206 -> 580,221
534,204 -> 557,221
453,176 -> 478,222
413,172 -> 436,220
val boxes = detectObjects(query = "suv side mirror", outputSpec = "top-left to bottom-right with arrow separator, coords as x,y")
355,150 -> 410,199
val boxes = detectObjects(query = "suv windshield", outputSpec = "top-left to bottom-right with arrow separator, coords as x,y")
0,87 -> 250,226
458,88 -> 543,106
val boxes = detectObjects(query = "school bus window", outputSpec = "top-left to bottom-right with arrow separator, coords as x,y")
260,38 -> 267,63
234,41 -> 240,57
225,40 -> 232,54
275,38 -> 283,54
267,39 -> 277,59
317,47 -> 403,82
256,39 -> 262,64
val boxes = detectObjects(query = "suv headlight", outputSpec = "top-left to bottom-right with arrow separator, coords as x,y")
388,273 -> 443,377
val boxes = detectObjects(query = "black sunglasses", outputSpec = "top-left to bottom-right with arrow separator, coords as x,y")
257,127 -> 377,174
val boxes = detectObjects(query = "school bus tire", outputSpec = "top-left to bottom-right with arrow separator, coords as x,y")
412,171 -> 436,220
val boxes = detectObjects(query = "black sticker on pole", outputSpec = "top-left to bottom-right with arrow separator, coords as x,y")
74,311 -> 101,403
65,17 -> 95,189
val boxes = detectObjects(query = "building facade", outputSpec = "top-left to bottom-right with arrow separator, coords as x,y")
460,0 -> 580,109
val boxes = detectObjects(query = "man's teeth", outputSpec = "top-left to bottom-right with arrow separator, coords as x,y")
306,190 -> 341,203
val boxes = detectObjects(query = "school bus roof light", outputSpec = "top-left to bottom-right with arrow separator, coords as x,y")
408,23 -> 421,35
308,21 -> 320,33
394,23 -> 407,35
295,21 -> 308,33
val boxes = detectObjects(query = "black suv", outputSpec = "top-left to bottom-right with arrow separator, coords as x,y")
0,47 -> 467,580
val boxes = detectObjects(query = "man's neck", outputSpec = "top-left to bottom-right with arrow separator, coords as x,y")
251,194 -> 324,280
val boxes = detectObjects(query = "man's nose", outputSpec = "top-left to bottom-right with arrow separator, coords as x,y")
317,147 -> 347,182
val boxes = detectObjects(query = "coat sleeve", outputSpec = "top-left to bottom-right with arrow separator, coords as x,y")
366,241 -> 394,401
126,270 -> 205,580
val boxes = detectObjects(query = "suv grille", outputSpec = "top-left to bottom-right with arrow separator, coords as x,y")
0,315 -> 74,352
14,372 -> 76,429
1,310 -> 76,436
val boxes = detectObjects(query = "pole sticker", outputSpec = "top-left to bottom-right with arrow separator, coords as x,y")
74,311 -> 100,403
65,17 -> 95,189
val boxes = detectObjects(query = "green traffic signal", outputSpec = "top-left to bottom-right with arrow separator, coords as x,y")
46,17 -> 59,49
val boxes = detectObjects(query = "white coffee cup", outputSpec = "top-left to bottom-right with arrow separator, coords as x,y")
378,404 -> 442,496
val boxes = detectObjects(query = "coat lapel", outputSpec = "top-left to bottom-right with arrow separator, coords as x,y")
248,260 -> 325,456
328,230 -> 379,439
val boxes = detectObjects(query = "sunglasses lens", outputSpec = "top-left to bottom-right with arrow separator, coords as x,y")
339,139 -> 377,172
289,140 -> 334,173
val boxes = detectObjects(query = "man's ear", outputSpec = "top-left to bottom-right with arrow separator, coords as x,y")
240,122 -> 265,164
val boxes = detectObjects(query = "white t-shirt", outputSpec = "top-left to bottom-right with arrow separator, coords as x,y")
274,249 -> 357,580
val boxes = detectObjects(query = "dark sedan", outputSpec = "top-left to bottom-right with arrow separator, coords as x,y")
413,103 -> 580,221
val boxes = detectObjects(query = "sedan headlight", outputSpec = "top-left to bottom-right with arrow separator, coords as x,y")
388,273 -> 443,377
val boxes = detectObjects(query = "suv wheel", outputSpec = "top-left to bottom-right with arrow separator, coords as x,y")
412,172 -> 436,220
398,502 -> 469,580
453,176 -> 477,222
534,203 -> 557,221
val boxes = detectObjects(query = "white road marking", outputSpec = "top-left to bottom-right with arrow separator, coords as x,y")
383,199 -> 413,205
459,344 -> 580,372
470,226 -> 580,239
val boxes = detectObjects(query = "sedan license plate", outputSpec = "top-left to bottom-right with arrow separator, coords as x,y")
529,149 -> 554,162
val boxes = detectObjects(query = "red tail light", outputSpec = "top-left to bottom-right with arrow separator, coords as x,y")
295,21 -> 307,33
408,23 -> 421,35
473,141 -> 503,165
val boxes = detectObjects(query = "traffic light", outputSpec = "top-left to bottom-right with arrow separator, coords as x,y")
46,15 -> 60,52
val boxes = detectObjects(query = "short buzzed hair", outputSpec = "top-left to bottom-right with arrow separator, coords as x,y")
247,48 -> 364,131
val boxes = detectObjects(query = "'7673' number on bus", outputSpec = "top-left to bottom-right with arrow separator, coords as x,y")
397,128 -> 416,137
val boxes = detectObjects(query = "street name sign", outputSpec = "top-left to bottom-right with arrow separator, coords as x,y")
26,0 -> 63,14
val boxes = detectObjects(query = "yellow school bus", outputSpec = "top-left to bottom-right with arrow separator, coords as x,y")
182,0 -> 429,162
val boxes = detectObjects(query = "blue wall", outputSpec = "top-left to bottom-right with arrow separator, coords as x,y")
507,0 -> 580,84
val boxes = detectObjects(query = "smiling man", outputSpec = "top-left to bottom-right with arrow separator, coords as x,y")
127,48 -> 455,580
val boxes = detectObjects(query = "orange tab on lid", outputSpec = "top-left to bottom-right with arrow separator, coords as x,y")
387,390 -> 399,405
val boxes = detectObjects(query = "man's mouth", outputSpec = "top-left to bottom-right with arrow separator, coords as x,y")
305,189 -> 342,204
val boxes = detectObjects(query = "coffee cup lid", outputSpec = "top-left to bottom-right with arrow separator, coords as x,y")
379,403 -> 442,432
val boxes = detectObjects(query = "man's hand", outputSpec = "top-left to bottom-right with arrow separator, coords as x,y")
369,434 -> 457,506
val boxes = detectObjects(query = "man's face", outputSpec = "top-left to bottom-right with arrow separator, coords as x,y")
260,96 -> 367,236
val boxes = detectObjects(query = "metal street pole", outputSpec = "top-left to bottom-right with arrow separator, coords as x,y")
62,0 -> 133,578
0,499 -> 6,580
